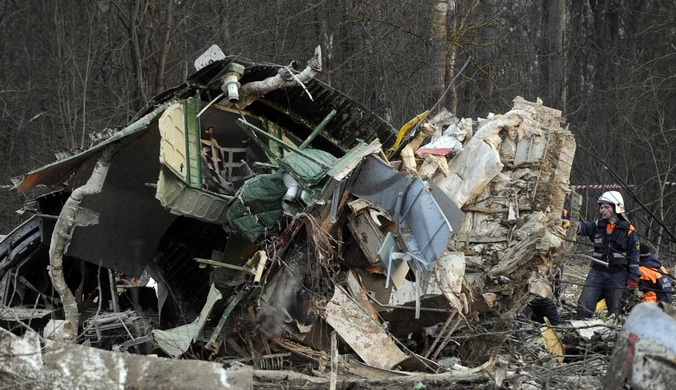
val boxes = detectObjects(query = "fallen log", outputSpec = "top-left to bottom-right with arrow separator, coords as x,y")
251,369 -> 489,390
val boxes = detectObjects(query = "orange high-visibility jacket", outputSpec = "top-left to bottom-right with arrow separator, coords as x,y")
638,261 -> 672,303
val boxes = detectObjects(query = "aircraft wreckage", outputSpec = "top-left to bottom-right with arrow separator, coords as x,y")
0,45 -> 583,388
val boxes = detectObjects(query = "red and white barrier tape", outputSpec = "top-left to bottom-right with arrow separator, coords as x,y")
569,184 -> 632,190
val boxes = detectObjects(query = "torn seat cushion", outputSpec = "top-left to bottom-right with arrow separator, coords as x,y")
225,171 -> 289,243
281,149 -> 337,186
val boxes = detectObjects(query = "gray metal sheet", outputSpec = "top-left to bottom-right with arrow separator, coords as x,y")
67,127 -> 177,277
425,178 -> 465,231
349,155 -> 457,270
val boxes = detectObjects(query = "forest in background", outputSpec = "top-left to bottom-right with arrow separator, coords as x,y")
0,0 -> 674,255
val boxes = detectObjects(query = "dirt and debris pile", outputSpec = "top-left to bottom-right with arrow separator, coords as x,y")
0,45 -> 616,389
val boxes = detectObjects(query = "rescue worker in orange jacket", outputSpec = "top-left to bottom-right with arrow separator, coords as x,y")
576,191 -> 641,319
637,243 -> 672,304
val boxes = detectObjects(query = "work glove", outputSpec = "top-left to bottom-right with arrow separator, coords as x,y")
561,220 -> 571,229
626,279 -> 642,300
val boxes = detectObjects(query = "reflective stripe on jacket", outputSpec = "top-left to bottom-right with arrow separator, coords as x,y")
592,219 -> 630,264
579,219 -> 640,278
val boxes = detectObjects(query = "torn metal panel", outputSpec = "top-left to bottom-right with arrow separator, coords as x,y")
377,232 -> 410,290
425,178 -> 465,232
65,127 -> 178,277
349,155 -> 456,270
346,200 -> 392,266
322,286 -> 407,369
0,307 -> 52,321
207,290 -> 245,351
349,155 -> 414,212
155,167 -> 229,224
326,140 -> 383,181
0,216 -> 43,304
389,272 -> 443,306
152,284 -> 222,357
14,103 -> 170,193
0,215 -> 41,276
194,44 -> 226,71
230,65 -> 397,153
152,53 -> 398,155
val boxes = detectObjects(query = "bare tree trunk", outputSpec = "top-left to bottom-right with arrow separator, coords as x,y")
557,0 -> 567,113
546,0 -> 566,110
656,184 -> 665,257
155,0 -> 174,95
428,0 -> 448,111
79,4 -> 99,149
446,0 -> 458,114
130,0 -> 148,106
48,145 -> 118,341
234,46 -> 322,109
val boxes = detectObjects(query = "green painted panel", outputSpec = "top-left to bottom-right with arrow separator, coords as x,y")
184,98 -> 202,188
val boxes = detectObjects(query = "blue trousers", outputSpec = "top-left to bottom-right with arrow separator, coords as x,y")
576,267 -> 627,319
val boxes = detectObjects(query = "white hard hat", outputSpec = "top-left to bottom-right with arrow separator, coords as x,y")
598,191 -> 625,214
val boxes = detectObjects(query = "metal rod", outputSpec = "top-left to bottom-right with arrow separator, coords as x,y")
194,257 -> 249,271
108,269 -> 120,313
394,192 -> 403,235
432,317 -> 463,360
414,269 -> 421,319
196,92 -> 225,117
399,184 -> 425,221
418,222 -> 447,257
330,331 -> 338,390
237,119 -> 332,168
368,296 -> 455,313
330,179 -> 348,224
207,290 -> 246,350
578,254 -> 609,268
385,250 -> 394,289
235,118 -> 310,192
253,251 -> 268,287
424,310 -> 457,358
299,109 -> 336,149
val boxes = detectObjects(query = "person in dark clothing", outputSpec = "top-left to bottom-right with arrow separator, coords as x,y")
637,243 -> 673,304
524,266 -> 563,325
576,191 -> 641,319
